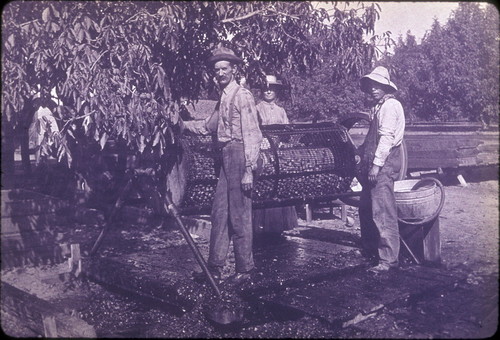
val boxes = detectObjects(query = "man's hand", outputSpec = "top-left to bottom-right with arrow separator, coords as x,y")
368,164 -> 381,184
241,167 -> 253,191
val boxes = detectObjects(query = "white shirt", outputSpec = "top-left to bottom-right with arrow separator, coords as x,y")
371,96 -> 405,167
28,106 -> 59,149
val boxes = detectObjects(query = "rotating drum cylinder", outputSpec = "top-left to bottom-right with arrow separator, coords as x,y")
179,123 -> 358,215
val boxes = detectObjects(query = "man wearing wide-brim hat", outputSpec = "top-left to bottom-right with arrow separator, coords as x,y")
181,46 -> 263,285
357,66 -> 405,273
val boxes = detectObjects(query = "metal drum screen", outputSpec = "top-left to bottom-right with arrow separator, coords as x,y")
180,122 -> 357,214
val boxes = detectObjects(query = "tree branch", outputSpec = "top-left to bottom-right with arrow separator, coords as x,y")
221,7 -> 301,24
125,10 -> 156,24
221,9 -> 265,23
60,112 -> 94,133
90,51 -> 107,73
266,8 -> 300,20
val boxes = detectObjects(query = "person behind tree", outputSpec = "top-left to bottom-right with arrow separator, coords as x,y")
253,75 -> 298,240
357,66 -> 406,273
28,87 -> 59,165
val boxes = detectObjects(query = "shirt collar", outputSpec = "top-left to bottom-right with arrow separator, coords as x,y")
222,79 -> 238,95
377,94 -> 395,105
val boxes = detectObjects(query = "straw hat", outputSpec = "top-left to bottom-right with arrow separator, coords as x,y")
360,66 -> 398,93
262,74 -> 284,89
207,46 -> 243,65
265,75 -> 283,86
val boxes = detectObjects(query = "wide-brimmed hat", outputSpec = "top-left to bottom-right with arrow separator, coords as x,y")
360,66 -> 398,93
207,46 -> 243,65
264,75 -> 284,87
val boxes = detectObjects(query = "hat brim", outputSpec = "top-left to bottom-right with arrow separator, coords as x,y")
360,75 -> 397,93
263,81 -> 284,88
207,53 -> 243,64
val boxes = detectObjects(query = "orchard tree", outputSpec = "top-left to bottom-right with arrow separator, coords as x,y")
284,61 -> 368,123
2,1 -> 381,202
387,2 -> 499,124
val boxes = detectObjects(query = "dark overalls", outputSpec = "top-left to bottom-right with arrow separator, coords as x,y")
358,98 -> 403,267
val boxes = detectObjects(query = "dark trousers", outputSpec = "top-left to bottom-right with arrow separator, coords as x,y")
208,142 -> 255,273
359,146 -> 402,266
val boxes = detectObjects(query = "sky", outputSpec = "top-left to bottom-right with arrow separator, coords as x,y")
373,2 -> 460,42
314,1 -> 462,56
315,1 -> 461,42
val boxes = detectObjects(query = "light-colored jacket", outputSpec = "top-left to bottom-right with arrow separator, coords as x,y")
370,94 -> 405,167
183,80 -> 262,170
256,101 -> 289,125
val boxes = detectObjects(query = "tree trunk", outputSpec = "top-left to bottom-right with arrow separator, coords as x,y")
19,126 -> 32,174
1,122 -> 15,175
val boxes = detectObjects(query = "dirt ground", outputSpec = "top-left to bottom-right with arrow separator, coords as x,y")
1,171 -> 498,338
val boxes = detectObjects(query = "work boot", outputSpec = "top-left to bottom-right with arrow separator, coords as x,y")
367,263 -> 398,274
192,267 -> 222,284
225,268 -> 256,286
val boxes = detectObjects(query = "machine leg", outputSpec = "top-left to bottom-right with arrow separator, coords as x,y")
399,217 -> 441,265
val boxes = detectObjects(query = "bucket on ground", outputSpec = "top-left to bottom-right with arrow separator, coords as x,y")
394,179 -> 443,223
395,177 -> 445,264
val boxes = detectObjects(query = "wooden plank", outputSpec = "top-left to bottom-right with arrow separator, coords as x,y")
407,157 -> 460,169
68,244 -> 81,276
477,144 -> 499,153
1,198 -> 69,217
1,189 -> 69,217
457,156 -> 481,167
405,140 -> 460,151
1,229 -> 64,250
1,241 -> 70,270
407,150 -> 460,158
1,281 -> 96,338
1,213 -> 67,235
83,253 -> 200,313
476,153 -> 499,165
1,189 -> 57,202
421,218 -> 441,263
399,219 -> 441,264
455,148 -> 481,157
407,148 -> 482,158
305,204 -> 313,222
42,315 -> 58,337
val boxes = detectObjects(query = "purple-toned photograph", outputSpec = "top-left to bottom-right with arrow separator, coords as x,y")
1,1 -> 498,338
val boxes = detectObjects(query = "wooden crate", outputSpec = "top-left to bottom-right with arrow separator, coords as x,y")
1,189 -> 71,269
1,281 -> 96,337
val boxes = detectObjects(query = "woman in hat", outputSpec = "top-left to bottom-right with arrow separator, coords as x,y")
255,75 -> 290,125
253,75 -> 298,240
357,66 -> 405,273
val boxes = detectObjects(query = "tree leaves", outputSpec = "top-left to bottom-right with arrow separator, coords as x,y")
3,1 -> 384,174
99,132 -> 108,150
42,7 -> 51,22
387,3 -> 499,124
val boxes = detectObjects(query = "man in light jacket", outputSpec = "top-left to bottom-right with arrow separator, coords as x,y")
180,46 -> 262,285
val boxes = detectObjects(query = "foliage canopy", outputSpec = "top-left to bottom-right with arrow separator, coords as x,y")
2,1 -> 380,171
385,2 -> 499,125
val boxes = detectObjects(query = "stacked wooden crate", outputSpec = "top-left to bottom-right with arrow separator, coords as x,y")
1,189 -> 70,269
405,129 -> 499,170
